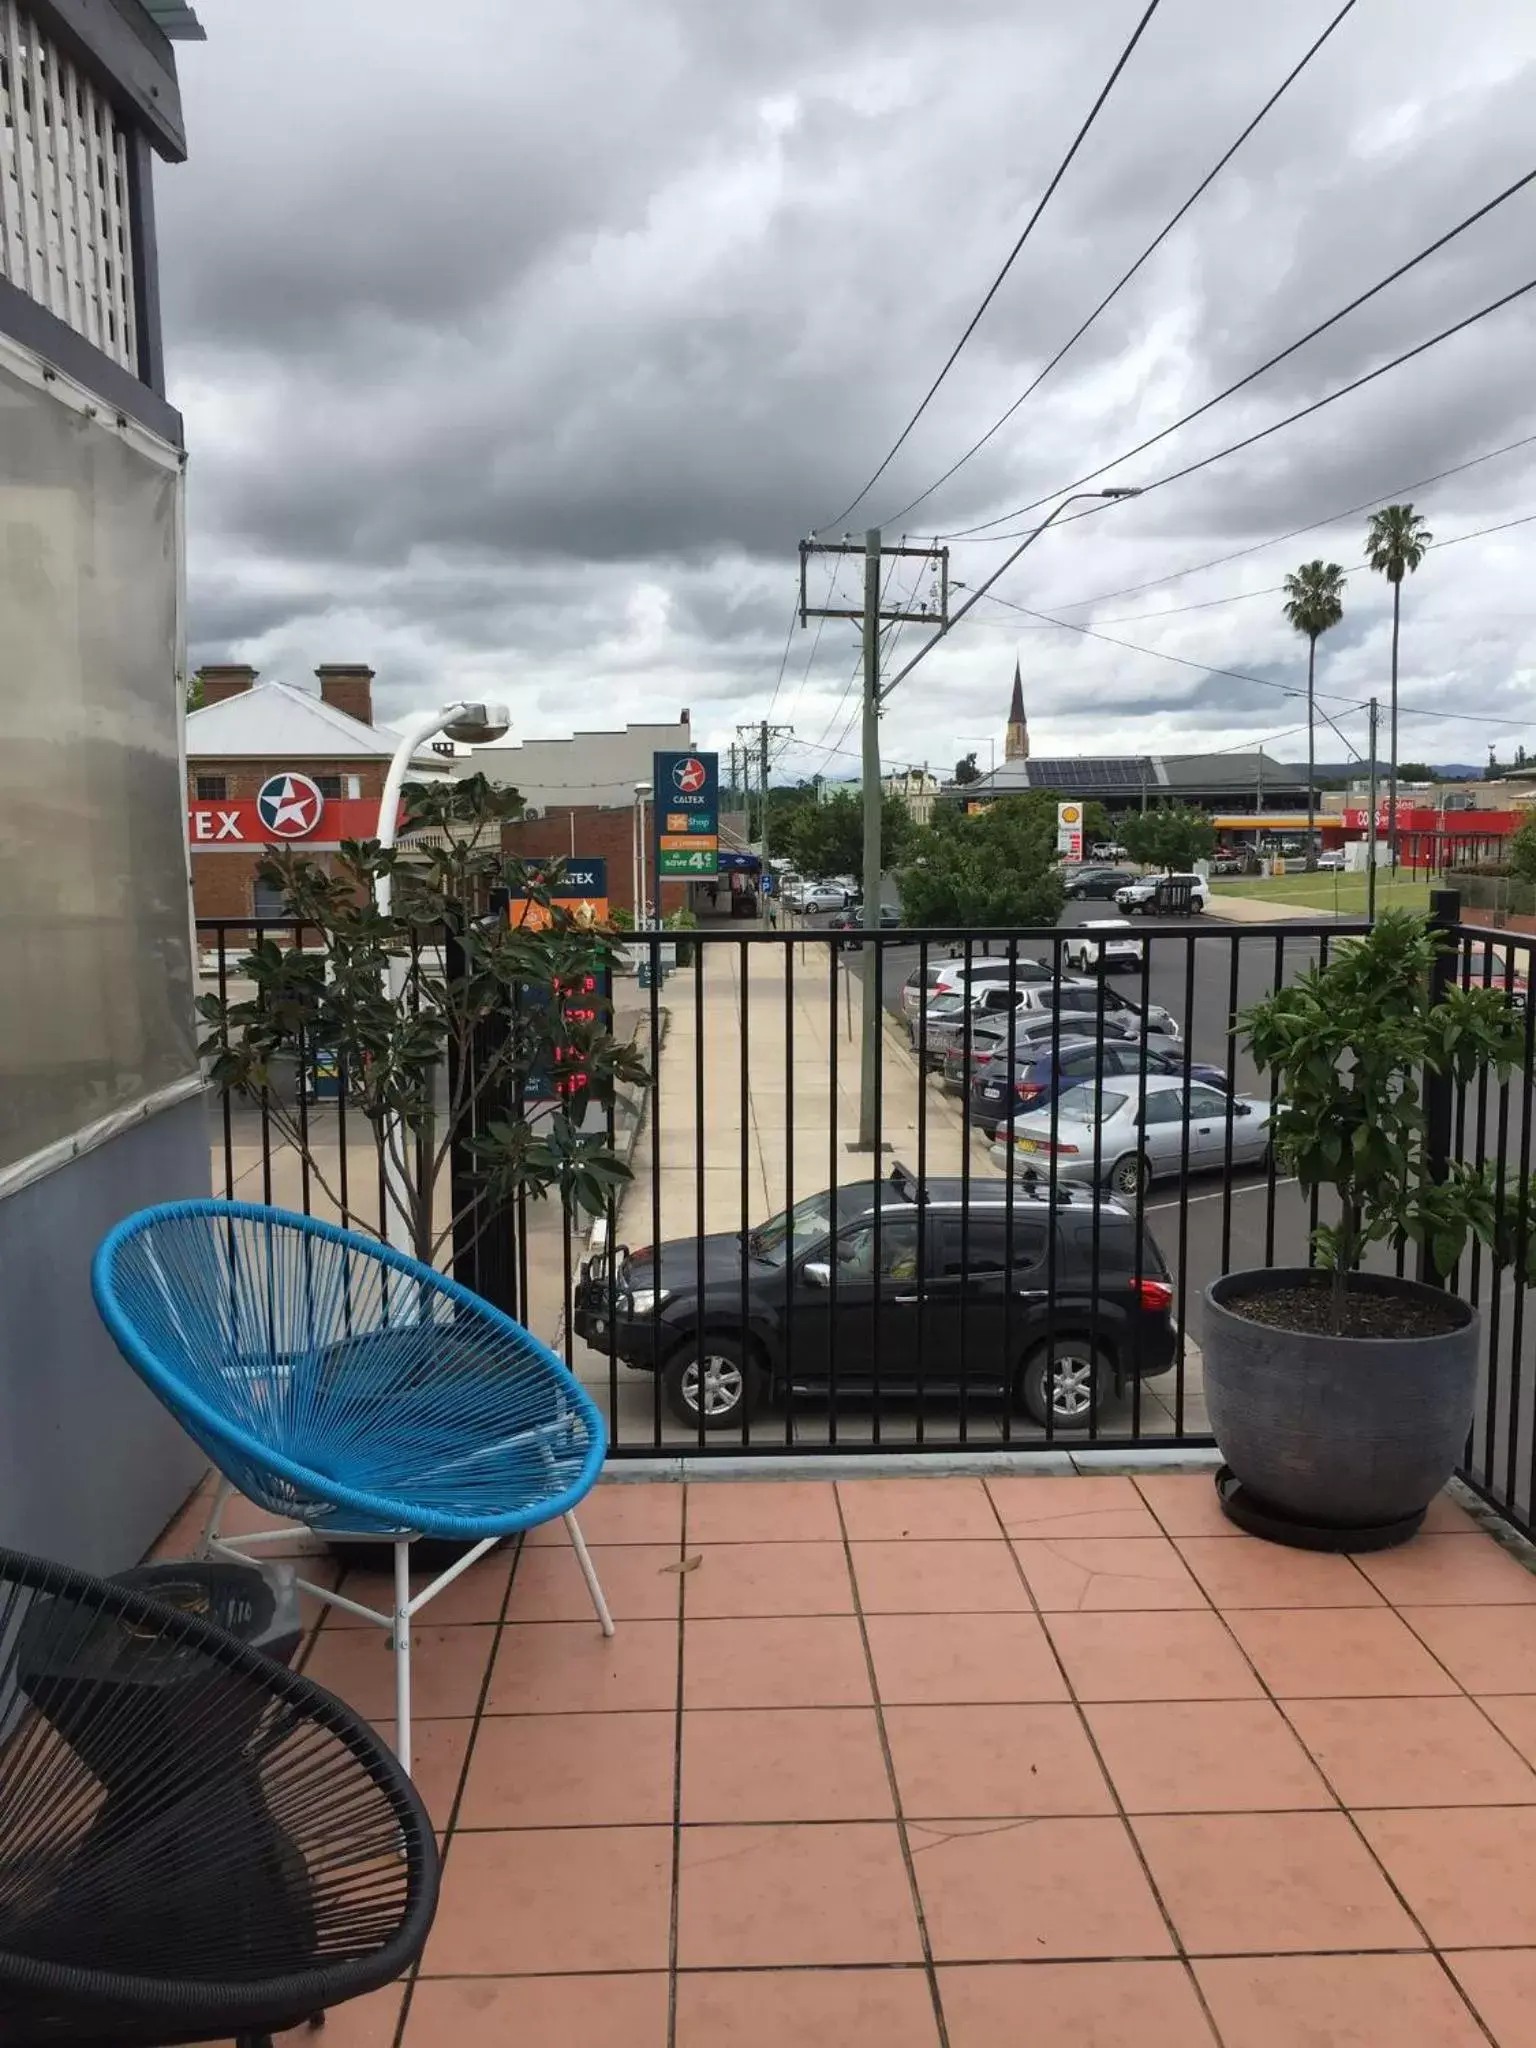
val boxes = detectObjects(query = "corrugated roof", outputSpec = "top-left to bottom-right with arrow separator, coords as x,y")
137,1 -> 206,41
187,681 -> 443,764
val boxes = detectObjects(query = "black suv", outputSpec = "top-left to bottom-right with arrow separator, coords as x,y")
572,1165 -> 1176,1432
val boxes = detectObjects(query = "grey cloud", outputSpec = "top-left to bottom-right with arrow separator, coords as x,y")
163,0 -> 1536,763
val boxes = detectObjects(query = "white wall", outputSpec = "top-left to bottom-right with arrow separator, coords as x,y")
461,720 -> 690,812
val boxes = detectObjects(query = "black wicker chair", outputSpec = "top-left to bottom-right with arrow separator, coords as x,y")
0,1547 -> 438,2047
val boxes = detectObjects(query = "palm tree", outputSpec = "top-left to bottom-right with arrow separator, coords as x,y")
1282,561 -> 1347,870
1365,504 -> 1432,867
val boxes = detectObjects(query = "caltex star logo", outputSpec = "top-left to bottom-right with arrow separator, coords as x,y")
672,756 -> 708,794
256,772 -> 325,838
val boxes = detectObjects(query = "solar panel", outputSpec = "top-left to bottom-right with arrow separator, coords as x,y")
1028,757 -> 1150,792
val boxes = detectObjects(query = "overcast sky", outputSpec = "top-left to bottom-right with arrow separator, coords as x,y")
159,0 -> 1536,780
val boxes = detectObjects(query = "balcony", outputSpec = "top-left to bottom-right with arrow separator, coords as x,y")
155,1466 -> 1536,2046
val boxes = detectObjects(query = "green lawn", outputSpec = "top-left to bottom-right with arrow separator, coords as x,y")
1212,870 -> 1432,917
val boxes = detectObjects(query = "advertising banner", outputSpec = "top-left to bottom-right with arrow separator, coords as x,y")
654,750 -> 719,876
505,857 -> 610,930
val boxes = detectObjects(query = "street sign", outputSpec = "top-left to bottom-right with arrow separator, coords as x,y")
654,750 -> 719,876
1056,800 -> 1083,861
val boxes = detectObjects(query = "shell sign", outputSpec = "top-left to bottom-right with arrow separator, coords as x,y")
1056,801 -> 1083,859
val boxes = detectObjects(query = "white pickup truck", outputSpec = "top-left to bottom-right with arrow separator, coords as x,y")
1062,920 -> 1146,974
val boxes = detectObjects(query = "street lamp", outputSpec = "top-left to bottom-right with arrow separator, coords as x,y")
632,781 -> 653,926
370,701 -> 509,1250
374,701 -> 512,915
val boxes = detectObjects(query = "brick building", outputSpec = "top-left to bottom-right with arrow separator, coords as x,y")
186,664 -> 448,921
501,806 -> 689,921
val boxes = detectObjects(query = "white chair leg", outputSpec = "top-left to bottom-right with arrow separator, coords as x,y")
202,1476 -> 234,1558
564,1511 -> 615,1637
392,1538 -> 413,1778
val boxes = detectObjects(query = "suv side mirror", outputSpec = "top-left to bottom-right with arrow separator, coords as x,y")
801,1261 -> 832,1288
1233,1101 -> 1251,1117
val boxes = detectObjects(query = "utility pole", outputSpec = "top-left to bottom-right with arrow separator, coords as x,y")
799,530 -> 948,1149
738,718 -> 791,863
1366,697 -> 1379,922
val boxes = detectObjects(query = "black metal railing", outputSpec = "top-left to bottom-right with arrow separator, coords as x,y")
193,906 -> 1536,1487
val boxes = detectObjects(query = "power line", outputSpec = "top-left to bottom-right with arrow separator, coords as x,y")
941,166 -> 1536,540
965,584 -> 1536,728
1078,507 -> 1536,625
878,0 -> 1360,530
1045,430 -> 1536,613
763,592 -> 802,719
814,0 -> 1163,534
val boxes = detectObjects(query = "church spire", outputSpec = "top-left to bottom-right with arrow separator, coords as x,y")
1005,658 -> 1029,761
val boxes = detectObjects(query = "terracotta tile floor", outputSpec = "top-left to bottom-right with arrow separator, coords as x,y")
203,1469 -> 1536,2046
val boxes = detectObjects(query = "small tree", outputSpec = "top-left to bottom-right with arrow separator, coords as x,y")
198,775 -> 648,1267
899,793 -> 1065,927
953,752 -> 981,785
781,788 -> 913,887
1509,813 -> 1536,885
1118,805 -> 1215,873
1243,911 -> 1534,1330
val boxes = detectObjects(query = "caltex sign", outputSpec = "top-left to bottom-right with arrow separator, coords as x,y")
653,750 -> 719,877
256,773 -> 326,838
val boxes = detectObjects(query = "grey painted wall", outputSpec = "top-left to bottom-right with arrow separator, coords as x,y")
0,1097 -> 210,1573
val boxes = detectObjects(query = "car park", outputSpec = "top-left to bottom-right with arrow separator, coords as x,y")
1062,921 -> 1145,974
969,1038 -> 1230,1139
572,1163 -> 1176,1429
1114,872 -> 1210,915
991,1071 -> 1275,1198
1063,866 -> 1139,900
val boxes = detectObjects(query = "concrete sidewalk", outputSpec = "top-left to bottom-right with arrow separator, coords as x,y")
1205,893 -> 1339,924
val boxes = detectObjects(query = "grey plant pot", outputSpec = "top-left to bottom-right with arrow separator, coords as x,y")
1203,1268 -> 1479,1532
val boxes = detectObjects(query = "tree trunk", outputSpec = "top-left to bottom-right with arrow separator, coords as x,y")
1388,578 -> 1401,872
1305,636 -> 1317,872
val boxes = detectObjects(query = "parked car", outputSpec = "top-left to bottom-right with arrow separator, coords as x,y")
828,904 -> 902,947
1114,872 -> 1210,915
913,978 -> 1177,1065
789,882 -> 853,914
1316,849 -> 1347,872
1210,850 -> 1252,876
991,1071 -> 1275,1198
1061,921 -> 1145,974
1089,841 -> 1129,861
938,1013 -> 1088,1092
572,1163 -> 1176,1430
900,954 -> 1053,1018
1064,867 -> 1139,901
970,1038 -> 1230,1139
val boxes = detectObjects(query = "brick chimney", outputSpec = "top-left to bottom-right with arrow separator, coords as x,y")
197,664 -> 257,705
316,664 -> 374,726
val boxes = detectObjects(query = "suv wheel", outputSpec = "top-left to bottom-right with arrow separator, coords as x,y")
663,1336 -> 762,1430
1109,1152 -> 1151,1198
1020,1339 -> 1109,1429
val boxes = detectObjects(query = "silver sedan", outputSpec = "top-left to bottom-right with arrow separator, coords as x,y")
989,1071 -> 1276,1199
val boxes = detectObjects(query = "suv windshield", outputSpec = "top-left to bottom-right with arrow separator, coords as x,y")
749,1191 -> 840,1267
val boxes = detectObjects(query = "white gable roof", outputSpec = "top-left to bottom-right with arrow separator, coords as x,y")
187,680 -> 439,765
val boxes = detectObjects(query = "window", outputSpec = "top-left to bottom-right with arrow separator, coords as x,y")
314,775 -> 345,799
834,1217 -> 920,1283
251,878 -> 288,919
1186,1085 -> 1231,1119
751,1191 -> 838,1267
1056,1084 -> 1126,1123
939,1216 -> 1047,1275
1140,1090 -> 1185,1125
195,775 -> 227,802
1060,1048 -> 1102,1078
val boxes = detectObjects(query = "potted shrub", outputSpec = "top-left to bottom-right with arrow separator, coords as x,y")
1203,912 -> 1535,1548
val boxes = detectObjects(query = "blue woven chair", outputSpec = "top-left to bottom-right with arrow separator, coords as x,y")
91,1201 -> 612,1777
